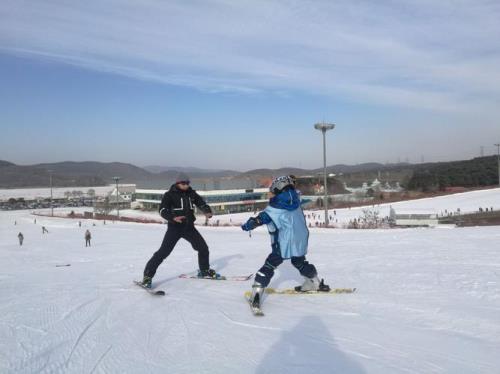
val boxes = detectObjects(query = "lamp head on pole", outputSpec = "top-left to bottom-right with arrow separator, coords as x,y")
112,177 -> 121,195
314,122 -> 335,132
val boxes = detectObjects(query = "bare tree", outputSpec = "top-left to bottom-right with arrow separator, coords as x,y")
94,197 -> 113,215
359,208 -> 382,229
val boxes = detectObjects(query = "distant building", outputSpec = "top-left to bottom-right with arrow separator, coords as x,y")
345,179 -> 403,195
94,184 -> 136,212
134,188 -> 269,215
109,184 -> 135,203
371,178 -> 382,192
389,207 -> 438,227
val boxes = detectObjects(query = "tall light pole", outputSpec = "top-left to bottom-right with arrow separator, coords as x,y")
113,176 -> 121,219
314,122 -> 335,226
48,170 -> 54,217
495,144 -> 500,186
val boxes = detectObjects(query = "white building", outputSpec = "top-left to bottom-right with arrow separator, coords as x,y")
134,188 -> 269,214
390,207 -> 439,227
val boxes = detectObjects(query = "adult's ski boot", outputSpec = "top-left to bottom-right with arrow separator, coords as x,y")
141,275 -> 153,289
197,268 -> 222,279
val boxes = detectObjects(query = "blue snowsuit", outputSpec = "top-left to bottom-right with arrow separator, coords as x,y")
242,187 -> 317,287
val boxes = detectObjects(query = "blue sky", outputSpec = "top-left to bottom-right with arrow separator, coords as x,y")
1,0 -> 499,170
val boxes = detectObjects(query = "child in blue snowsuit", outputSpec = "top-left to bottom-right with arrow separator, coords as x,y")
241,176 -> 330,306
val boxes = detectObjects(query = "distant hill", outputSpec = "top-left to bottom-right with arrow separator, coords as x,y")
0,160 -> 15,168
408,156 -> 498,191
0,160 -> 240,189
144,165 -> 239,177
237,167 -> 311,178
34,161 -> 152,183
328,163 -> 416,188
1,157 -> 495,190
0,161 -> 106,188
234,164 -> 413,189
314,162 -> 410,175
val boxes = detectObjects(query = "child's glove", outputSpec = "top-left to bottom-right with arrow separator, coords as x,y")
241,217 -> 260,231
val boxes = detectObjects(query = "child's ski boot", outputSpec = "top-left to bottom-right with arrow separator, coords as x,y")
295,276 -> 331,292
250,282 -> 264,308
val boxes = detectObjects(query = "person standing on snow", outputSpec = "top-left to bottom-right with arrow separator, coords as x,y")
85,230 -> 91,247
241,175 -> 330,308
140,173 -> 218,288
18,232 -> 24,246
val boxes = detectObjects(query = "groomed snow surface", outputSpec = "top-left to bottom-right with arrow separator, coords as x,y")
1,194 -> 500,373
0,185 -> 119,201
214,187 -> 500,227
43,187 -> 500,229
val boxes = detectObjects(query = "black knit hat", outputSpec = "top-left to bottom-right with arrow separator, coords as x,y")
175,172 -> 190,184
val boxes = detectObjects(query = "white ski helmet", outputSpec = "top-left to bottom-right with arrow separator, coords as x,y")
270,175 -> 294,194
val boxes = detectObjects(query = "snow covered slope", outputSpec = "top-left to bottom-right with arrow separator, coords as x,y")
215,187 -> 500,227
1,209 -> 500,373
0,186 -> 119,201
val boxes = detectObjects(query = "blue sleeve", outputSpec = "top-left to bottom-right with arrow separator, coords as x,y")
241,211 -> 272,231
257,211 -> 272,224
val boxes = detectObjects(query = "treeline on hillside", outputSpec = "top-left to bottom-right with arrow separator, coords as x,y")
408,156 -> 498,191
0,163 -> 107,188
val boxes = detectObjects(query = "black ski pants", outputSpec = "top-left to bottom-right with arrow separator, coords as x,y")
144,224 -> 209,278
255,232 -> 317,287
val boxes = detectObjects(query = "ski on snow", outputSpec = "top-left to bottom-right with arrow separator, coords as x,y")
243,287 -> 355,316
244,287 -> 356,297
245,294 -> 264,316
133,280 -> 166,296
178,273 -> 253,281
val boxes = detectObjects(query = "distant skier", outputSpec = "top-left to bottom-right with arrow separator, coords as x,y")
42,226 -> 48,234
18,232 -> 24,246
241,175 -> 330,308
85,230 -> 91,247
140,173 -> 218,288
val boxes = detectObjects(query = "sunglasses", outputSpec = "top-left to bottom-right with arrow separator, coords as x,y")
178,181 -> 190,185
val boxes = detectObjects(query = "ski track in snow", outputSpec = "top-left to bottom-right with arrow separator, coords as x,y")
1,190 -> 500,373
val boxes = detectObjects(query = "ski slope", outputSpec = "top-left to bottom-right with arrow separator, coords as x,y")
24,187 -> 500,229
1,209 -> 500,373
0,185 -> 120,201
214,187 -> 500,227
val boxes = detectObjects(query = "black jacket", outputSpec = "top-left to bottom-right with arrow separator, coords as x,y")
159,184 -> 212,225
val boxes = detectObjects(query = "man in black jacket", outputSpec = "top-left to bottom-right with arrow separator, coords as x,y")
141,173 -> 219,288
